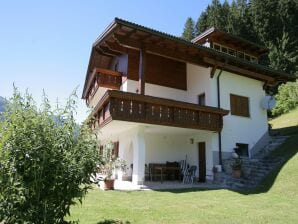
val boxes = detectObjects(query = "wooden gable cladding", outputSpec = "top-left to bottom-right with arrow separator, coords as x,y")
146,53 -> 187,90
127,49 -> 139,80
127,49 -> 187,90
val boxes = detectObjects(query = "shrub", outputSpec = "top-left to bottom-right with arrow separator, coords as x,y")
0,88 -> 99,224
272,81 -> 298,116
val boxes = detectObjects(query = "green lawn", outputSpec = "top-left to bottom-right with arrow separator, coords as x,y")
269,108 -> 298,135
68,110 -> 298,224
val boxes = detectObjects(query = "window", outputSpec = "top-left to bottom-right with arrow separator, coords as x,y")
198,93 -> 206,106
214,44 -> 221,51
250,57 -> 257,63
228,48 -> 235,56
221,47 -> 228,53
244,54 -> 251,61
237,51 -> 244,59
230,94 -> 250,117
235,143 -> 249,157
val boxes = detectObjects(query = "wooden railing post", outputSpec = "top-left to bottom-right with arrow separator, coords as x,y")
93,91 -> 228,131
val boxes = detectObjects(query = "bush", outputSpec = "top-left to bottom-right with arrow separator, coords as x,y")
272,81 -> 298,116
0,88 -> 99,224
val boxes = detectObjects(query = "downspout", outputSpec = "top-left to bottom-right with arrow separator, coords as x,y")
217,69 -> 223,166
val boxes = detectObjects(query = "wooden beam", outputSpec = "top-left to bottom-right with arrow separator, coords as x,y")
94,48 -> 114,58
99,46 -> 122,56
138,49 -> 146,95
203,57 -> 275,82
114,34 -> 209,67
104,41 -> 127,53
124,29 -> 137,38
210,65 -> 218,78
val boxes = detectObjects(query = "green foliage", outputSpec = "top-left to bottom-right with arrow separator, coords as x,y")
99,142 -> 127,180
195,11 -> 208,35
268,33 -> 298,75
272,81 -> 298,116
230,158 -> 242,170
0,87 -> 99,224
182,17 -> 195,40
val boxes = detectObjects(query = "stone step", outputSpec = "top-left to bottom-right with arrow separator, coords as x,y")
218,134 -> 287,190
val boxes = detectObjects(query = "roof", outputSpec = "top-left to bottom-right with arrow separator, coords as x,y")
191,27 -> 268,55
82,18 -> 296,98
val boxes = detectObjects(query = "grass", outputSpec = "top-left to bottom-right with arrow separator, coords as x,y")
68,110 -> 298,224
269,108 -> 298,135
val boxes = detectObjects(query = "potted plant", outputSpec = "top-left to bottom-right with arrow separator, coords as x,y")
230,157 -> 242,178
99,142 -> 127,190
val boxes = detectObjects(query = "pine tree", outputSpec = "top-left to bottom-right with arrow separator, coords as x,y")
269,33 -> 298,75
207,0 -> 223,29
250,0 -> 281,44
221,0 -> 230,32
195,10 -> 209,35
182,17 -> 196,40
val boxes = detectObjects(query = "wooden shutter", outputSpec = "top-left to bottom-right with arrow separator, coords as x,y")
230,94 -> 249,117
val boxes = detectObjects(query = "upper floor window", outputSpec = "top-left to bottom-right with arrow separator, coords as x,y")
211,42 -> 258,63
198,93 -> 206,106
230,94 -> 250,117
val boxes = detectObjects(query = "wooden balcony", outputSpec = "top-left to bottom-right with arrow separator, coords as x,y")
91,90 -> 229,132
86,68 -> 122,102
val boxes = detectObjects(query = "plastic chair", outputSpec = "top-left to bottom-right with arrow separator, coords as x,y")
183,165 -> 197,184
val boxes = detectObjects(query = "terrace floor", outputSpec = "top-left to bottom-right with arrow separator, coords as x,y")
109,180 -> 222,191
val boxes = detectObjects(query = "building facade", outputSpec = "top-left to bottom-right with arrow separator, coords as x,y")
82,18 -> 294,185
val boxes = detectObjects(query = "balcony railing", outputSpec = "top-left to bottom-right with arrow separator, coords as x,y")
91,90 -> 229,132
86,68 -> 122,102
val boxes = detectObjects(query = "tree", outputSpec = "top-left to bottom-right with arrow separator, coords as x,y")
269,32 -> 298,75
195,10 -> 209,35
272,80 -> 298,116
207,0 -> 223,29
250,0 -> 282,44
182,17 -> 196,40
0,88 -> 99,224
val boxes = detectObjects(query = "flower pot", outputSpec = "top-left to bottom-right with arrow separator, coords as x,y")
103,179 -> 115,190
232,169 -> 242,178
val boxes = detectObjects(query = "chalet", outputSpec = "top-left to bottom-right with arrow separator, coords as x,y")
82,18 -> 294,186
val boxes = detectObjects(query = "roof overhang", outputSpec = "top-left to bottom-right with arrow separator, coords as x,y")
191,27 -> 269,56
82,18 -> 296,99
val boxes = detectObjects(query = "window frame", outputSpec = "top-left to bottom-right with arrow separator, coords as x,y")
230,94 -> 250,117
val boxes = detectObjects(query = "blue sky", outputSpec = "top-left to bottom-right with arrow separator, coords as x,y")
0,0 -> 216,123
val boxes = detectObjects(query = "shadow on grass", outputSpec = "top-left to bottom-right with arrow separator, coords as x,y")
270,126 -> 298,136
153,130 -> 298,196
97,220 -> 131,224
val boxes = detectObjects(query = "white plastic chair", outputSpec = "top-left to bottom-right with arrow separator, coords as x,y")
183,165 -> 197,184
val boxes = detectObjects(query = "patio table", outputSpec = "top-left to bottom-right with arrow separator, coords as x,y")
154,166 -> 180,183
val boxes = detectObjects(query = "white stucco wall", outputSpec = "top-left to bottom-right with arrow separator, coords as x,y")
186,63 -> 268,156
99,125 -> 217,181
186,63 -> 213,105
88,87 -> 107,108
215,70 -> 268,156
